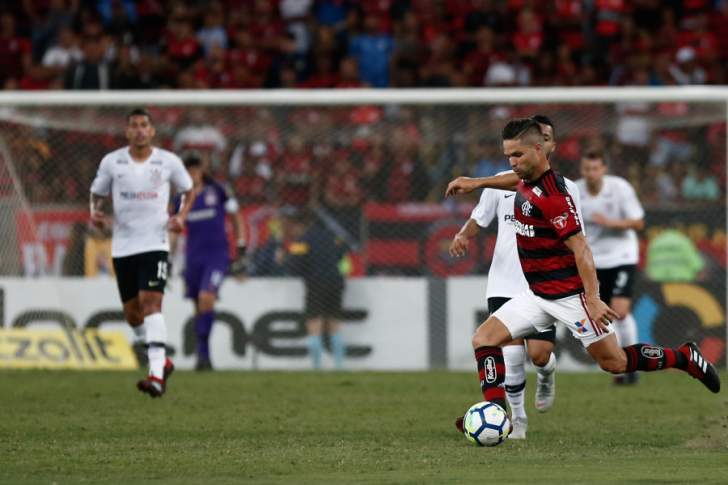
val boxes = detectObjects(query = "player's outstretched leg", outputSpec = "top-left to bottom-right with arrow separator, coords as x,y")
503,344 -> 527,439
614,313 -> 639,385
623,342 -> 720,393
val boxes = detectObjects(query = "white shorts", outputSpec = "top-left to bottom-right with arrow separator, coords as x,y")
492,290 -> 615,348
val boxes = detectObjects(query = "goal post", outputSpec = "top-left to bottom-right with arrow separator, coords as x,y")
0,87 -> 724,371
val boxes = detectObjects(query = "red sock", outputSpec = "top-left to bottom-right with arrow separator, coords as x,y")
623,344 -> 687,372
474,346 -> 506,410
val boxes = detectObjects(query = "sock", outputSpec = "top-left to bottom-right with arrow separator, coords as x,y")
308,335 -> 323,369
329,331 -> 345,369
623,343 -> 687,372
615,313 -> 638,347
474,346 -> 506,410
144,312 -> 167,380
195,311 -> 214,362
131,324 -> 145,344
503,345 -> 527,419
536,352 -> 557,377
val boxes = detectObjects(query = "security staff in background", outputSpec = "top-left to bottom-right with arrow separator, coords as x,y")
279,207 -> 347,369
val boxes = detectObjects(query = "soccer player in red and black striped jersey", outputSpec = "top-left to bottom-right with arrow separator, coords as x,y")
447,118 -> 720,428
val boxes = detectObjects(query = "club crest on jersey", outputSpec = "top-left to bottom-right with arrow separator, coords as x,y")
521,200 -> 533,216
640,346 -> 664,359
204,189 -> 217,206
484,357 -> 497,383
150,168 -> 162,186
551,212 -> 569,229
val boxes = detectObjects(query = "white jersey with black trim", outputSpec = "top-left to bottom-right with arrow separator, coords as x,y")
471,171 -> 583,300
576,174 -> 644,269
90,146 -> 193,258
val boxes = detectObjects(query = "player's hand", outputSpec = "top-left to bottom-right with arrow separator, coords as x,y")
445,177 -> 480,197
168,215 -> 185,233
591,213 -> 611,227
90,210 -> 108,230
585,295 -> 620,331
449,234 -> 469,258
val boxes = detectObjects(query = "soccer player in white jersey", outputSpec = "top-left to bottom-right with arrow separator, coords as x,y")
450,116 -> 583,439
576,148 -> 645,385
90,108 -> 195,398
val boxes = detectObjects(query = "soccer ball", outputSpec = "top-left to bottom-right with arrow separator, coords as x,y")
462,401 -> 512,446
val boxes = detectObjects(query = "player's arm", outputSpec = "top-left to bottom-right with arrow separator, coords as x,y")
89,193 -> 109,229
445,171 -> 519,197
591,214 -> 644,230
592,180 -> 645,230
169,190 -> 195,233
564,233 -> 619,329
228,194 -> 247,276
89,157 -> 112,229
168,156 -> 196,233
449,219 -> 479,257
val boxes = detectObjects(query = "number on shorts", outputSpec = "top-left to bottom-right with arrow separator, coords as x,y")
615,271 -> 628,289
157,260 -> 168,280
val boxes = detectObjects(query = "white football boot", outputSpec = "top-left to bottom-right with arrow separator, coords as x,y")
535,371 -> 555,412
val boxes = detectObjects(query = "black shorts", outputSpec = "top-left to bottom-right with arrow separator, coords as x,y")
305,282 -> 343,319
112,251 -> 169,303
597,265 -> 637,300
487,297 -> 556,343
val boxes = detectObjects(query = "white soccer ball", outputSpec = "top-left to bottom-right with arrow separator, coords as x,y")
463,401 -> 512,447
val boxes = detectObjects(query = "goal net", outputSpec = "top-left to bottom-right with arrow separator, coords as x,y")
0,88 -> 724,371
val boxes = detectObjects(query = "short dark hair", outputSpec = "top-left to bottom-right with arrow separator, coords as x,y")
531,114 -> 555,134
582,148 -> 606,163
184,154 -> 202,168
502,118 -> 543,142
126,108 -> 152,123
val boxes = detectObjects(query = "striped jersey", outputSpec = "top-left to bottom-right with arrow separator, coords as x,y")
514,169 -> 584,299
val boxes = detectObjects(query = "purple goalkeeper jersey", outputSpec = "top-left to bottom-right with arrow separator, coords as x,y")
179,180 -> 230,263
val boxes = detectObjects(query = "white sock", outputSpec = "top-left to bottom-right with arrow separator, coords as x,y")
615,313 -> 638,347
503,344 -> 527,419
144,312 -> 167,380
536,352 -> 556,377
131,324 -> 146,344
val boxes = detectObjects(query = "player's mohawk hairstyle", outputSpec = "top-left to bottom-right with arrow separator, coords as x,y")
531,114 -> 555,134
501,118 -> 542,141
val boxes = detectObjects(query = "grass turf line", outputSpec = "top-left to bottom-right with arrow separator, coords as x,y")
1,370 -> 726,484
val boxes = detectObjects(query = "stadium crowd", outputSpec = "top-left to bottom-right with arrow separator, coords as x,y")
0,0 -> 725,212
0,0 -> 726,90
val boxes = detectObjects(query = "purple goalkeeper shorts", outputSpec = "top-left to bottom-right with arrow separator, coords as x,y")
184,258 -> 229,299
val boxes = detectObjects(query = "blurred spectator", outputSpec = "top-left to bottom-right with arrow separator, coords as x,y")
63,34 -> 111,89
668,46 -> 706,85
0,13 -> 32,89
681,164 -> 720,202
472,138 -> 511,177
348,14 -> 394,88
646,228 -> 704,282
174,109 -> 227,167
83,224 -> 113,276
196,4 -> 227,57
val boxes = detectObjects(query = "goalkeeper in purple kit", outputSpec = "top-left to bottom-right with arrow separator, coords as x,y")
173,155 -> 246,370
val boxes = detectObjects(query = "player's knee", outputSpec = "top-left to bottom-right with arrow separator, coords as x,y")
197,292 -> 215,312
530,351 -> 551,367
123,308 -> 143,326
472,318 -> 501,348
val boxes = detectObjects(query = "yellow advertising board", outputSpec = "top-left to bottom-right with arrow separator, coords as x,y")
0,328 -> 138,370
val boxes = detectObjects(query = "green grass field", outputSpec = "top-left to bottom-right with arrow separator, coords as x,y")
1,370 -> 726,484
